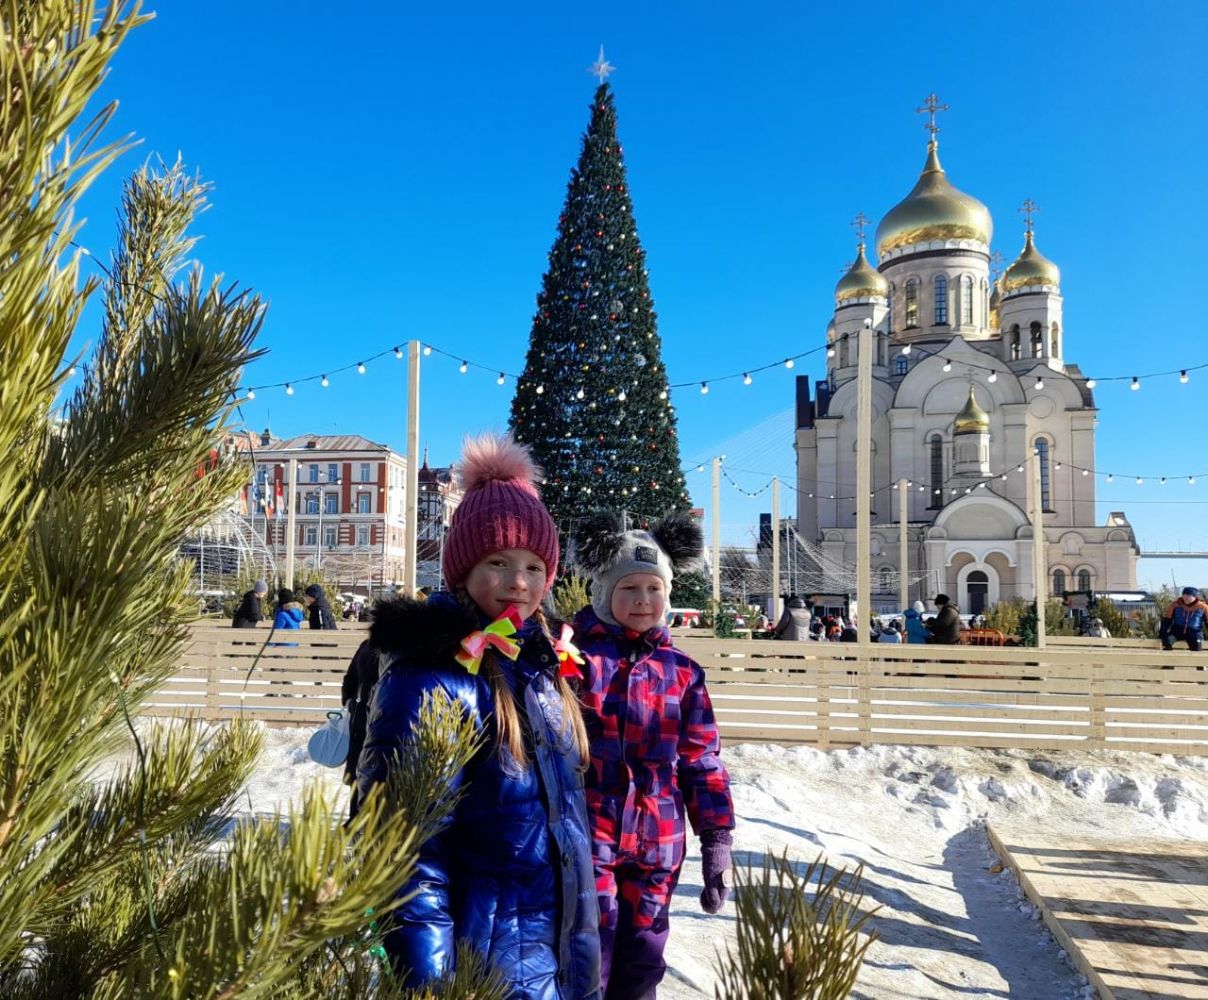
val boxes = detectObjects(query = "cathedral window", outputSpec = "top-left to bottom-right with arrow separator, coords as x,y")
1030,321 -> 1043,358
1010,325 -> 1021,360
929,434 -> 944,509
894,356 -> 908,376
1052,569 -> 1066,596
905,278 -> 919,328
1050,322 -> 1059,357
934,275 -> 949,325
1036,438 -> 1052,510
840,336 -> 849,367
960,275 -> 973,325
1077,569 -> 1091,591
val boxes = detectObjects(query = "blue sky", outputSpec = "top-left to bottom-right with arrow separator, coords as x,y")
68,1 -> 1208,589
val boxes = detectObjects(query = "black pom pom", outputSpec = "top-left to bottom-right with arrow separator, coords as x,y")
571,509 -> 626,574
649,511 -> 704,574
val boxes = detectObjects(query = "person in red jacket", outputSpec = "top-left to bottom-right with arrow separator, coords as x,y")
571,511 -> 735,1000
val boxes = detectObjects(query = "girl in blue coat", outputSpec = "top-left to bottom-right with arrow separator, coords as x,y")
357,434 -> 600,999
271,588 -> 305,630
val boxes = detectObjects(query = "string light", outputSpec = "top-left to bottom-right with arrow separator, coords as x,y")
700,382 -> 709,394
535,385 -> 544,395
743,373 -> 752,385
576,388 -> 585,399
320,375 -> 329,387
422,344 -> 432,356
1086,378 -> 1097,389
459,361 -> 468,374
357,362 -> 366,374
1160,477 -> 1167,485
246,389 -> 255,400
987,371 -> 997,383
901,344 -> 912,355
285,384 -> 294,395
1130,377 -> 1140,391
394,346 -> 404,359
1136,476 -> 1143,485
827,346 -> 835,358
497,373 -> 506,385
617,390 -> 627,402
784,358 -> 795,369
1034,377 -> 1044,390
1181,371 -> 1189,384
942,360 -> 952,372
1107,474 -> 1114,482
1191,477 -> 1197,485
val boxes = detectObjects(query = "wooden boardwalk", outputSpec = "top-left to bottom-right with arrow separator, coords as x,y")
988,824 -> 1208,999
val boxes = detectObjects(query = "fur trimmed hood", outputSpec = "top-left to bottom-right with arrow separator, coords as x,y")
369,594 -> 479,664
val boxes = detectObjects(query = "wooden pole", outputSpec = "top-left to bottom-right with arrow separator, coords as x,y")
856,321 -> 872,635
898,476 -> 909,613
711,456 -> 721,607
1031,446 -> 1047,648
771,476 -> 781,624
403,340 -> 421,594
284,457 -> 298,587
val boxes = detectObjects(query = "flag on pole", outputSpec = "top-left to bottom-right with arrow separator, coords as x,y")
275,481 -> 284,521
239,486 -> 249,516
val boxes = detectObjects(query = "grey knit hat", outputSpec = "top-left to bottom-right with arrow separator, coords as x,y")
571,511 -> 704,627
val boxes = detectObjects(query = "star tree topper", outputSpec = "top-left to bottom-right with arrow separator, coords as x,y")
588,45 -> 615,83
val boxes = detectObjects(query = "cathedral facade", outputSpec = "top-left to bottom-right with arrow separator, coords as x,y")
794,124 -> 1139,615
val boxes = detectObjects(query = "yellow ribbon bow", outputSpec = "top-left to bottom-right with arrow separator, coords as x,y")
455,605 -> 523,675
553,623 -> 585,678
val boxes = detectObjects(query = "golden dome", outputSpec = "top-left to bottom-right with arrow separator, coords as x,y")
876,142 -> 993,258
1001,230 -> 1060,294
989,279 -> 1001,329
834,244 -> 889,303
953,385 -> 990,435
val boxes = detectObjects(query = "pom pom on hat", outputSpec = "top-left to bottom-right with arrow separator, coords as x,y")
442,433 -> 559,592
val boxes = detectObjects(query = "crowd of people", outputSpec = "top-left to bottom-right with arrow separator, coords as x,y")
763,593 -> 965,645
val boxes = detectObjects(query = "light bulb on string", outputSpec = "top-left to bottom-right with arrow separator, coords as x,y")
321,375 -> 329,387
1181,371 -> 1189,384
659,390 -> 667,400
459,361 -> 468,374
1107,474 -> 1114,482
784,358 -> 795,369
901,344 -> 912,355
422,345 -> 432,356
697,465 -> 704,473
1160,477 -> 1167,485
576,388 -> 585,400
536,385 -> 544,395
1055,462 -> 1062,470
988,371 -> 997,383
942,360 -> 952,372
1086,377 -> 1097,388
700,382 -> 709,395
497,373 -> 505,385
394,346 -> 403,359
743,373 -> 752,385
617,390 -> 627,402
1136,476 -> 1143,485
1081,469 -> 1089,476
357,362 -> 366,374
1034,377 -> 1044,390
1130,377 -> 1140,391
1016,465 -> 1024,473
246,389 -> 255,400
285,384 -> 294,396
827,346 -> 835,358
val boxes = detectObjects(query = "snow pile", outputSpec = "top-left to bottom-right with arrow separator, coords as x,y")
137,727 -> 1208,999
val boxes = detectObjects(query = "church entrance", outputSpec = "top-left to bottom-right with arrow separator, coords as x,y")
966,570 -> 989,616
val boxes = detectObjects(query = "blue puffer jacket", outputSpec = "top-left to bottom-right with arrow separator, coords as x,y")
357,594 -> 601,999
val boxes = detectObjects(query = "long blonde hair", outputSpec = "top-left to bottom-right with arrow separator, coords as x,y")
455,590 -> 589,770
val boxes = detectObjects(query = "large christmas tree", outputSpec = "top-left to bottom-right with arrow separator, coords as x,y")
510,82 -> 689,533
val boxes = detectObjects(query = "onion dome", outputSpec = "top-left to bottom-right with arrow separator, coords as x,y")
1001,230 -> 1060,294
876,141 -> 993,259
834,244 -> 889,304
953,385 -> 990,435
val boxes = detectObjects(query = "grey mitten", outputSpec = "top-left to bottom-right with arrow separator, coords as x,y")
699,828 -> 733,913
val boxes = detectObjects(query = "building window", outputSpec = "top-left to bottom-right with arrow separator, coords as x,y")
1051,322 -> 1059,357
1052,569 -> 1066,596
358,492 -> 371,514
324,526 -> 337,548
1077,569 -> 1091,592
360,463 -> 371,482
1010,325 -> 1021,361
1036,438 -> 1052,510
1030,321 -> 1043,357
894,356 -> 908,376
929,434 -> 944,508
961,275 -> 973,325
934,274 -> 948,325
879,567 -> 891,591
839,335 -> 849,367
308,464 -> 319,484
304,526 -> 317,546
327,463 -> 338,482
305,493 -> 319,515
887,285 -> 894,333
905,279 -> 919,328
357,526 -> 370,546
256,465 -> 267,484
324,493 -> 338,515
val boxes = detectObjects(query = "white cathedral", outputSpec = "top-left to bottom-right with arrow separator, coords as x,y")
794,113 -> 1139,616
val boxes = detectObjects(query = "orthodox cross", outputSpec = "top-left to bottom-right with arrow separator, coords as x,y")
989,250 -> 1006,280
588,45 -> 615,83
915,92 -> 950,139
850,211 -> 870,247
1018,198 -> 1039,235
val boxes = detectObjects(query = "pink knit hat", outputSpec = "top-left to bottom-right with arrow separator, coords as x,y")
442,433 -> 559,592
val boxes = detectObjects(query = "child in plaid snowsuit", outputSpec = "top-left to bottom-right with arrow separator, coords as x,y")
571,511 -> 734,999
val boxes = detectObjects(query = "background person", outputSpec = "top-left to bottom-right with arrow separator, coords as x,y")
926,594 -> 961,645
1160,587 -> 1208,651
231,579 -> 269,627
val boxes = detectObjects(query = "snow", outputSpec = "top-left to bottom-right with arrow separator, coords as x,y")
234,730 -> 1208,998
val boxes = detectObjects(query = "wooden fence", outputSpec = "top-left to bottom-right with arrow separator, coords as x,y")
155,625 -> 1208,755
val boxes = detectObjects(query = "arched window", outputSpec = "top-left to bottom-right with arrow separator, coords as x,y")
839,336 -> 849,367
1052,569 -> 1066,596
1036,438 -> 1052,510
1010,325 -> 1021,360
929,434 -> 944,508
1077,569 -> 1091,592
1050,322 -> 1059,357
1030,321 -> 1043,357
961,275 -> 973,325
894,356 -> 908,376
905,279 -> 919,328
879,567 -> 891,591
934,274 -> 949,325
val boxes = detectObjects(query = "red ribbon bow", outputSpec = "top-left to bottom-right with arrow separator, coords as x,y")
455,605 -> 523,675
553,623 -> 585,678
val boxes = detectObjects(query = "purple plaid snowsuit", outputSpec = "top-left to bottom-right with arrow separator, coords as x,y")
571,608 -> 734,999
